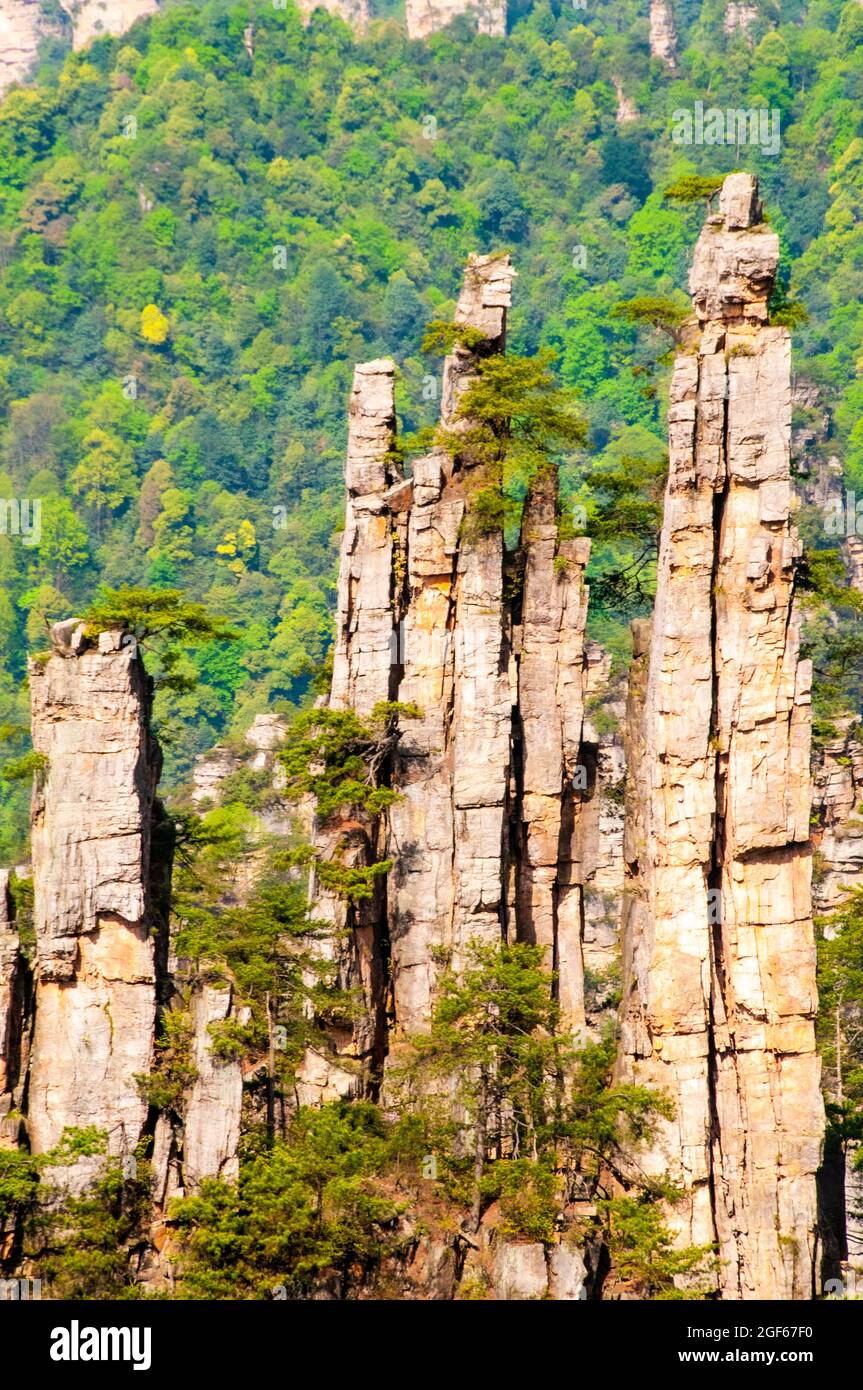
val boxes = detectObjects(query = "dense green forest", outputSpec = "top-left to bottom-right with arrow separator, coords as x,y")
1,0 -> 862,859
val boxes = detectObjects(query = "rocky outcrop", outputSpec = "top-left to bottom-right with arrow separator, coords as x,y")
330,360 -> 401,719
405,0 -> 505,41
26,629 -> 168,1168
614,79 -> 639,124
58,0 -> 158,50
649,0 -> 677,68
577,645 -> 626,1030
296,0 -> 369,31
0,0 -> 51,92
812,724 -> 863,913
724,2 -> 759,36
303,253 -> 601,1087
295,359 -> 400,1103
0,871 -> 26,1139
516,469 -> 591,1032
617,173 -> 824,1300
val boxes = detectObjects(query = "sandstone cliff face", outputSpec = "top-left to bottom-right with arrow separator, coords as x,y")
26,630 -> 166,1165
0,870 -> 27,1141
182,982 -> 244,1187
618,173 -> 824,1300
296,0 -> 369,31
724,2 -> 759,36
0,0 -> 50,92
649,0 -> 677,67
516,469 -> 591,1031
295,358 -> 400,1104
58,0 -> 158,50
0,0 -> 162,93
387,253 -> 594,1043
405,0 -> 505,41
304,252 -> 600,1090
812,725 -> 863,913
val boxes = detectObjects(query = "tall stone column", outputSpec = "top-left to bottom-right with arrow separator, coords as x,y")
27,626 -> 166,1166
296,360 -> 401,1102
0,871 -> 27,1139
649,0 -> 677,67
312,254 -> 598,1079
516,467 -> 591,1031
618,174 -> 824,1299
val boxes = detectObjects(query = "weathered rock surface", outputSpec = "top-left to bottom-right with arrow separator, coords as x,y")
724,1 -> 759,36
405,0 -> 505,40
297,0 -> 369,28
617,173 -> 824,1300
577,644 -> 626,1029
59,0 -> 158,50
295,360 -> 400,1102
182,983 -> 245,1188
0,871 -> 26,1140
517,469 -> 591,1030
614,78 -> 639,124
330,359 -> 401,719
0,0 -> 51,92
306,252 -> 602,1093
812,723 -> 863,913
649,0 -> 677,67
27,630 -> 166,1164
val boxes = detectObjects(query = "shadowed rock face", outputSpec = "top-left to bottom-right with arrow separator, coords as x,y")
617,173 -> 824,1300
26,629 -> 165,1161
0,871 -> 27,1132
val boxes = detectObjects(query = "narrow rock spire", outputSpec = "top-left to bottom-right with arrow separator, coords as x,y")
516,468 -> 591,1031
308,252 -> 598,1076
618,172 -> 824,1300
27,627 -> 168,1167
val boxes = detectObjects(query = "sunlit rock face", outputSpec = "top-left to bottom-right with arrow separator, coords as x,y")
405,0 -> 505,40
303,252 -> 601,1103
26,629 -> 166,1167
617,173 -> 823,1301
649,0 -> 677,68
58,0 -> 159,50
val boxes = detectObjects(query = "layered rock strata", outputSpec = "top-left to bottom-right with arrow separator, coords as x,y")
0,870 -> 27,1142
26,628 -> 167,1166
618,173 -> 824,1300
305,253 -> 599,1093
0,0 -> 51,92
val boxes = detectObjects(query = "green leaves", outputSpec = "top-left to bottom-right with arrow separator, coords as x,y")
420,319 -> 489,355
83,585 -> 236,645
172,1102 -> 407,1299
612,294 -> 690,344
662,174 -> 725,208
